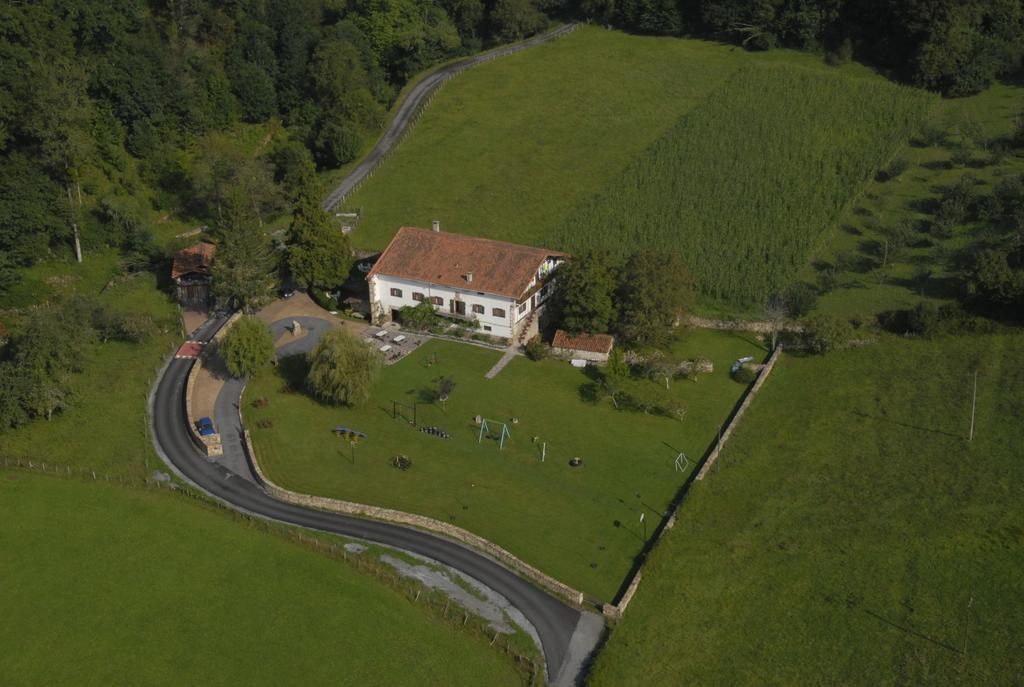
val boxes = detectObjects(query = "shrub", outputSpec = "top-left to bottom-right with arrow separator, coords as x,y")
220,316 -> 275,378
1013,110 -> 1024,149
784,282 -> 818,317
817,267 -> 839,293
732,364 -> 757,384
399,303 -> 444,332
524,336 -> 549,361
950,146 -> 973,168
917,123 -> 947,147
93,308 -> 154,343
824,38 -> 853,67
877,157 -> 909,182
802,313 -> 853,353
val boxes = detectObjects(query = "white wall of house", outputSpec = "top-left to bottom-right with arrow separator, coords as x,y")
370,274 -> 521,338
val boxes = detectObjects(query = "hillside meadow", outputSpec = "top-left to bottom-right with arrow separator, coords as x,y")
587,334 -> 1024,686
554,63 -> 934,305
806,81 -> 1024,320
0,473 -> 526,687
338,26 -> 748,248
339,25 -> 934,307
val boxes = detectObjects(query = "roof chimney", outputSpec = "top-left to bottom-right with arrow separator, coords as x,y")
467,271 -> 473,284
431,220 -> 440,232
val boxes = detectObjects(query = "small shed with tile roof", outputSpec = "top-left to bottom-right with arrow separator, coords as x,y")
551,329 -> 615,363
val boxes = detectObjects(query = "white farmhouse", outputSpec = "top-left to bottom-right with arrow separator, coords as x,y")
366,225 -> 566,341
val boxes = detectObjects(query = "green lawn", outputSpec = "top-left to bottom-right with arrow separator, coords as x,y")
0,473 -> 524,687
808,82 -> 1024,320
0,249 -> 180,478
245,331 -> 765,601
587,334 -> 1024,686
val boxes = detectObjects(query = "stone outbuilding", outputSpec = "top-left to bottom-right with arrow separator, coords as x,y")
551,329 -> 615,363
171,242 -> 216,307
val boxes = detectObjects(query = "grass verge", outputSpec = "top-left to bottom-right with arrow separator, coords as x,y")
0,472 -> 527,687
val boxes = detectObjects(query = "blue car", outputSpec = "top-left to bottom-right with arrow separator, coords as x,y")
196,416 -> 216,436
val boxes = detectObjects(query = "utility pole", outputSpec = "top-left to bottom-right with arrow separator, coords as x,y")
969,370 -> 978,442
962,594 -> 974,658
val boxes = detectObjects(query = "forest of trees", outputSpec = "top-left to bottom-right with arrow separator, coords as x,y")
0,0 -> 1021,290
0,0 -> 574,277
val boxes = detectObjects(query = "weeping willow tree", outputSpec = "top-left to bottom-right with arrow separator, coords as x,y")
306,329 -> 383,406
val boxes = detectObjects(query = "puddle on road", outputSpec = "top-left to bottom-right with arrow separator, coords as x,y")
379,553 -> 541,650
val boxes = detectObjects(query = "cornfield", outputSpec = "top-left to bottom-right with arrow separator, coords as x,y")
553,64 -> 936,305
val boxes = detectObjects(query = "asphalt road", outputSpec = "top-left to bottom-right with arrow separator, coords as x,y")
321,22 -> 579,212
149,315 -> 590,681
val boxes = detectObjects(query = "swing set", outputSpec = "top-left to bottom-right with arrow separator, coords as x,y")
477,418 -> 511,450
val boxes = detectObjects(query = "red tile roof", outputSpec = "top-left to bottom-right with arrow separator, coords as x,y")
552,330 -> 615,354
171,242 -> 216,280
366,227 -> 565,300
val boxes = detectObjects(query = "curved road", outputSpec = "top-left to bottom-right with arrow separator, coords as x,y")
322,22 -> 578,211
150,315 -> 599,684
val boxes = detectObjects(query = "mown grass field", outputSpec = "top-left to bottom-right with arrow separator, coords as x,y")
0,473 -> 524,687
338,26 -> 749,249
587,335 -> 1024,686
0,249 -> 181,478
808,82 -> 1024,320
245,331 -> 765,601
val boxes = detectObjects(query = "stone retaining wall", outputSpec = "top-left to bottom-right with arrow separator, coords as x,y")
695,346 -> 782,480
183,312 -> 241,457
241,431 -> 587,609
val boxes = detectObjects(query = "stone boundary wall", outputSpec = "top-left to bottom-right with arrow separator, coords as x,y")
601,347 -> 784,622
241,431 -> 587,609
601,572 -> 643,621
685,316 -> 803,334
183,312 -> 241,456
695,346 -> 782,480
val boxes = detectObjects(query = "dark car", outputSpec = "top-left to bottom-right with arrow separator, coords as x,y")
278,286 -> 296,299
196,416 -> 216,436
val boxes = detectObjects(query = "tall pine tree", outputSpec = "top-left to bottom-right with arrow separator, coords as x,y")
212,190 -> 278,312
286,169 -> 352,291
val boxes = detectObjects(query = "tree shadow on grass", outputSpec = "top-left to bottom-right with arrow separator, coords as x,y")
862,608 -> 962,654
276,354 -> 310,395
850,410 -> 964,440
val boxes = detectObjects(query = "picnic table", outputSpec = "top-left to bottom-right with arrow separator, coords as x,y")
393,334 -> 406,344
374,330 -> 388,339
380,344 -> 392,352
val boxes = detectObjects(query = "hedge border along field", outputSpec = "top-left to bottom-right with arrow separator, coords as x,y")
553,63 -> 937,306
